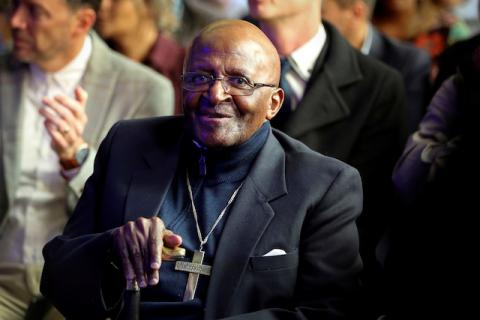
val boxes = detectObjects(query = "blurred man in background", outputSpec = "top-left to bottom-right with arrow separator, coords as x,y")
0,0 -> 173,319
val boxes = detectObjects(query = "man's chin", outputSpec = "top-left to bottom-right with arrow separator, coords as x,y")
190,118 -> 242,148
196,132 -> 239,149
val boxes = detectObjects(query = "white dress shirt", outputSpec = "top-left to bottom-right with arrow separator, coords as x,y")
284,25 -> 327,110
360,24 -> 374,55
0,36 -> 92,264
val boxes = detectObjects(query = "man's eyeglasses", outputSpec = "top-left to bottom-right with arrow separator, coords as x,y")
182,72 -> 277,96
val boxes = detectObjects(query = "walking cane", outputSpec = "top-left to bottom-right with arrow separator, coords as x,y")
119,279 -> 140,320
118,246 -> 186,320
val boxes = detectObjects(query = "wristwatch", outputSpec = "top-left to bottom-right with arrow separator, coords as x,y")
60,143 -> 90,170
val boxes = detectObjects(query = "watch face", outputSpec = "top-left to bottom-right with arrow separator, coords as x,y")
75,147 -> 89,166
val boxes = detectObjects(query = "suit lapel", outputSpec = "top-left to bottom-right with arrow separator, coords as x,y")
0,59 -> 27,203
81,32 -> 119,144
124,136 -> 183,222
284,23 -> 363,138
205,130 -> 287,319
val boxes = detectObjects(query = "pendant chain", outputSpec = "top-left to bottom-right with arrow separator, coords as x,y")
186,171 -> 243,251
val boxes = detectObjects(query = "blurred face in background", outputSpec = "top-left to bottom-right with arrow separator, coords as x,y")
96,0 -> 148,39
248,0 -> 313,21
322,0 -> 354,35
9,0 -> 90,70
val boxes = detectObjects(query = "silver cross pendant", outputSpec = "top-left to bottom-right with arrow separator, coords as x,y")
174,250 -> 212,301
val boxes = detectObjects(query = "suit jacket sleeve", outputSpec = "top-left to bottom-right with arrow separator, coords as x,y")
393,76 -> 462,205
42,122 -> 126,319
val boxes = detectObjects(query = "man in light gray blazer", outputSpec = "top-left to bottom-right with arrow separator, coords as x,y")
0,0 -> 174,319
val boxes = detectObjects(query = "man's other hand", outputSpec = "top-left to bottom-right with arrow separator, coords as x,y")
39,86 -> 88,166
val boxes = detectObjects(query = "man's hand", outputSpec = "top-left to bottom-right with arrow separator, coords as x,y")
39,86 -> 88,166
112,217 -> 183,288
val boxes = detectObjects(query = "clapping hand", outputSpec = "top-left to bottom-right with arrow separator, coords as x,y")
39,86 -> 88,167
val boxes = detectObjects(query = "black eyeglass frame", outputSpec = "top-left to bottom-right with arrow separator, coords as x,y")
181,72 -> 277,96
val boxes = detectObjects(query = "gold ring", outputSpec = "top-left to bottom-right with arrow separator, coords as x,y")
61,127 -> 70,135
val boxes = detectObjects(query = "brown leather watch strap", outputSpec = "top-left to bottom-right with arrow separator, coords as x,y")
60,157 -> 79,170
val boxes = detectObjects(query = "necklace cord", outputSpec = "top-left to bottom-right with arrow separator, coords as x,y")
186,171 -> 243,251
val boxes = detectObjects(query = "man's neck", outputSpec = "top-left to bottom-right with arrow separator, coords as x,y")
35,35 -> 87,73
259,16 -> 320,57
190,122 -> 270,178
350,21 -> 369,50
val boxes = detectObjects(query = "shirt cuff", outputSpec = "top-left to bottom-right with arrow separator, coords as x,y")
61,167 -> 81,181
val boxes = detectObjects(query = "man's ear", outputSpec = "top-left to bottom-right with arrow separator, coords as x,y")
72,8 -> 96,36
266,88 -> 285,120
352,0 -> 368,20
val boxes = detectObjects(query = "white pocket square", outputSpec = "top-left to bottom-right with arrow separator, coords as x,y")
263,249 -> 287,257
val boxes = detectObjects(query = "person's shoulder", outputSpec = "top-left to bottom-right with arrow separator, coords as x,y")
357,47 -> 403,79
385,36 -> 426,58
323,22 -> 402,84
354,53 -> 406,101
95,116 -> 184,165
272,129 -> 358,176
106,116 -> 184,147
377,32 -> 430,69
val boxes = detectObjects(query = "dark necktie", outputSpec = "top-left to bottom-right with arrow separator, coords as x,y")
272,57 -> 293,129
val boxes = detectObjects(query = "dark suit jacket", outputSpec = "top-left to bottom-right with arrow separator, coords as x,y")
277,23 -> 406,280
369,26 -> 431,134
41,117 -> 363,320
